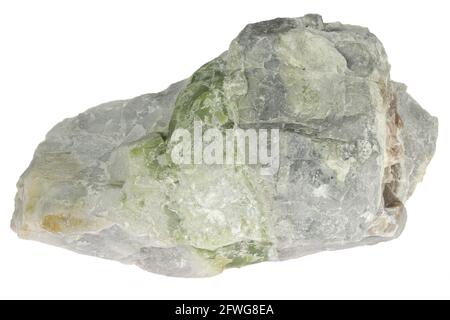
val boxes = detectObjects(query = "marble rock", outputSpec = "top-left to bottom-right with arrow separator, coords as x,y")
12,14 -> 438,277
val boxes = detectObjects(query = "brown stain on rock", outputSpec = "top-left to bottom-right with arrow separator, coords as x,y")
41,214 -> 83,233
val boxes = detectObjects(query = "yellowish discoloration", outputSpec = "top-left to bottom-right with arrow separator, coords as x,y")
277,29 -> 346,72
22,152 -> 81,216
41,214 -> 83,233
23,174 -> 45,215
277,30 -> 347,121
326,158 -> 354,182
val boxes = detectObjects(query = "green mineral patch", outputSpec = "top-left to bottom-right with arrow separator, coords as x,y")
129,133 -> 173,178
194,240 -> 271,271
169,57 -> 233,133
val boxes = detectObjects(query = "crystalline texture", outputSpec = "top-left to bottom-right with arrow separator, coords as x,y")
11,15 -> 438,277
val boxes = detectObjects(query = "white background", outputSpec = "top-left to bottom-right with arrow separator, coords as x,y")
0,0 -> 449,300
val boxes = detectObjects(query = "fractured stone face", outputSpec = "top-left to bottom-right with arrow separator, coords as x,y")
11,14 -> 438,277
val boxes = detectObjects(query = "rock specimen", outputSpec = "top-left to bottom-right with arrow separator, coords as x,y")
12,14 -> 438,277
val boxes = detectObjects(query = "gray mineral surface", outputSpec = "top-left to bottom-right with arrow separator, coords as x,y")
12,14 -> 438,277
